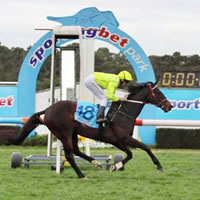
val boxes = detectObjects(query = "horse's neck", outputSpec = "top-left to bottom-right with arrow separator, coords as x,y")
126,87 -> 149,119
131,87 -> 149,101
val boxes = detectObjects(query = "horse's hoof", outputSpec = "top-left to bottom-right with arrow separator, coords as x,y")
78,173 -> 85,178
110,161 -> 123,172
157,166 -> 164,172
110,165 -> 116,172
91,160 -> 103,169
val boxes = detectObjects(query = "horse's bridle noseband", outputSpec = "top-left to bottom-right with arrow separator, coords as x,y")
150,84 -> 168,108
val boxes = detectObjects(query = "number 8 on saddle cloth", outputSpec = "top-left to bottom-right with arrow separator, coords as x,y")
74,101 -> 112,128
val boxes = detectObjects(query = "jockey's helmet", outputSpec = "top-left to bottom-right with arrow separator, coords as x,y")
118,70 -> 133,81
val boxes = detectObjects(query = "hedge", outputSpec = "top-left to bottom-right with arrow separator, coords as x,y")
156,128 -> 200,149
0,126 -> 21,145
0,126 -> 47,146
23,134 -> 48,146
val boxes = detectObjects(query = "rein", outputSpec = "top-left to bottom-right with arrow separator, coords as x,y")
125,99 -> 167,109
125,99 -> 146,104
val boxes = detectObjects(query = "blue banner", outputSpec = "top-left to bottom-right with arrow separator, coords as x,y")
156,88 -> 200,120
0,86 -> 17,116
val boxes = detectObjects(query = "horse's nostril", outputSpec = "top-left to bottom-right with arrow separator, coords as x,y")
169,106 -> 173,111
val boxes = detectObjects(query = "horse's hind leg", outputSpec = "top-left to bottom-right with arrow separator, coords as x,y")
127,137 -> 163,171
62,136 -> 85,178
72,134 -> 102,169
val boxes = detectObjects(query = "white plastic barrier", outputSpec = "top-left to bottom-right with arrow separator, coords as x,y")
135,119 -> 200,127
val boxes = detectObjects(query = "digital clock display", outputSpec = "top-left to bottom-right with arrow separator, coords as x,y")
161,71 -> 200,88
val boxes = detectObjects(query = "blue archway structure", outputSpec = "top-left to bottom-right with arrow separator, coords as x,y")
17,7 -> 156,143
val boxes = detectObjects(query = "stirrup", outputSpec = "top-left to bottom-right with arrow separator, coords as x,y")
96,117 -> 107,123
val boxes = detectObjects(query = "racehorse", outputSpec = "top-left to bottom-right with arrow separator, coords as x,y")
10,82 -> 173,178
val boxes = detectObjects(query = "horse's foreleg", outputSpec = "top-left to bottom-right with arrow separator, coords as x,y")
62,138 -> 85,178
72,134 -> 102,169
110,145 -> 132,172
127,137 -> 163,171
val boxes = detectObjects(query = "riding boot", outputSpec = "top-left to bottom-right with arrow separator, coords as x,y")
96,106 -> 106,123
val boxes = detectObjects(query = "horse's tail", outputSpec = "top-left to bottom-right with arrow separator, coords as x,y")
10,110 -> 45,145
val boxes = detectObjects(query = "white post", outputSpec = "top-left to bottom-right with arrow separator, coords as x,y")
50,26 -> 82,174
79,38 -> 95,156
56,140 -> 62,174
55,50 -> 76,174
47,33 -> 56,157
133,126 -> 138,140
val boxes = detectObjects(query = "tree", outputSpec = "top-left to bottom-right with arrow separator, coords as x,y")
0,42 -> 199,89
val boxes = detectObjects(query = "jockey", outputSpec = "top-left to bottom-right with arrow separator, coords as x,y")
85,70 -> 133,123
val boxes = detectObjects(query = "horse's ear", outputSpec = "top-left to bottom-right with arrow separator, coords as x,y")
153,80 -> 159,86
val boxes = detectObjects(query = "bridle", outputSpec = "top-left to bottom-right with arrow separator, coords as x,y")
149,84 -> 168,109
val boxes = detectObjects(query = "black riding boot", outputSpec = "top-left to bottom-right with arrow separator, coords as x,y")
96,106 -> 106,123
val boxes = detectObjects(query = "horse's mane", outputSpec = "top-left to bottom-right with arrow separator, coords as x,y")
128,81 -> 153,94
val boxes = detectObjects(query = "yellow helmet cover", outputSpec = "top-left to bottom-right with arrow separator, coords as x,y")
118,70 -> 133,81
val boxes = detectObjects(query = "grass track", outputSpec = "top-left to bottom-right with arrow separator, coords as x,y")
0,146 -> 200,200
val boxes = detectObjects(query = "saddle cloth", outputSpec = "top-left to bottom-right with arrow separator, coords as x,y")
74,101 -> 111,128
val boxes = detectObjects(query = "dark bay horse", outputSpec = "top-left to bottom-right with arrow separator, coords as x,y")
10,82 -> 172,178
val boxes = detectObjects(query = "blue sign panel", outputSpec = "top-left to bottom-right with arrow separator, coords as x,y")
0,86 -> 17,116
137,88 -> 200,144
156,88 -> 200,120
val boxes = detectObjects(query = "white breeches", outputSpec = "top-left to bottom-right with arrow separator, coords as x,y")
85,74 -> 108,107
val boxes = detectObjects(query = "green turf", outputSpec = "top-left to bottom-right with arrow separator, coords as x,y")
0,146 -> 200,200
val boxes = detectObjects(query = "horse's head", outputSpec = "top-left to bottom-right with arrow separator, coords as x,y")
147,82 -> 173,112
128,82 -> 173,112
